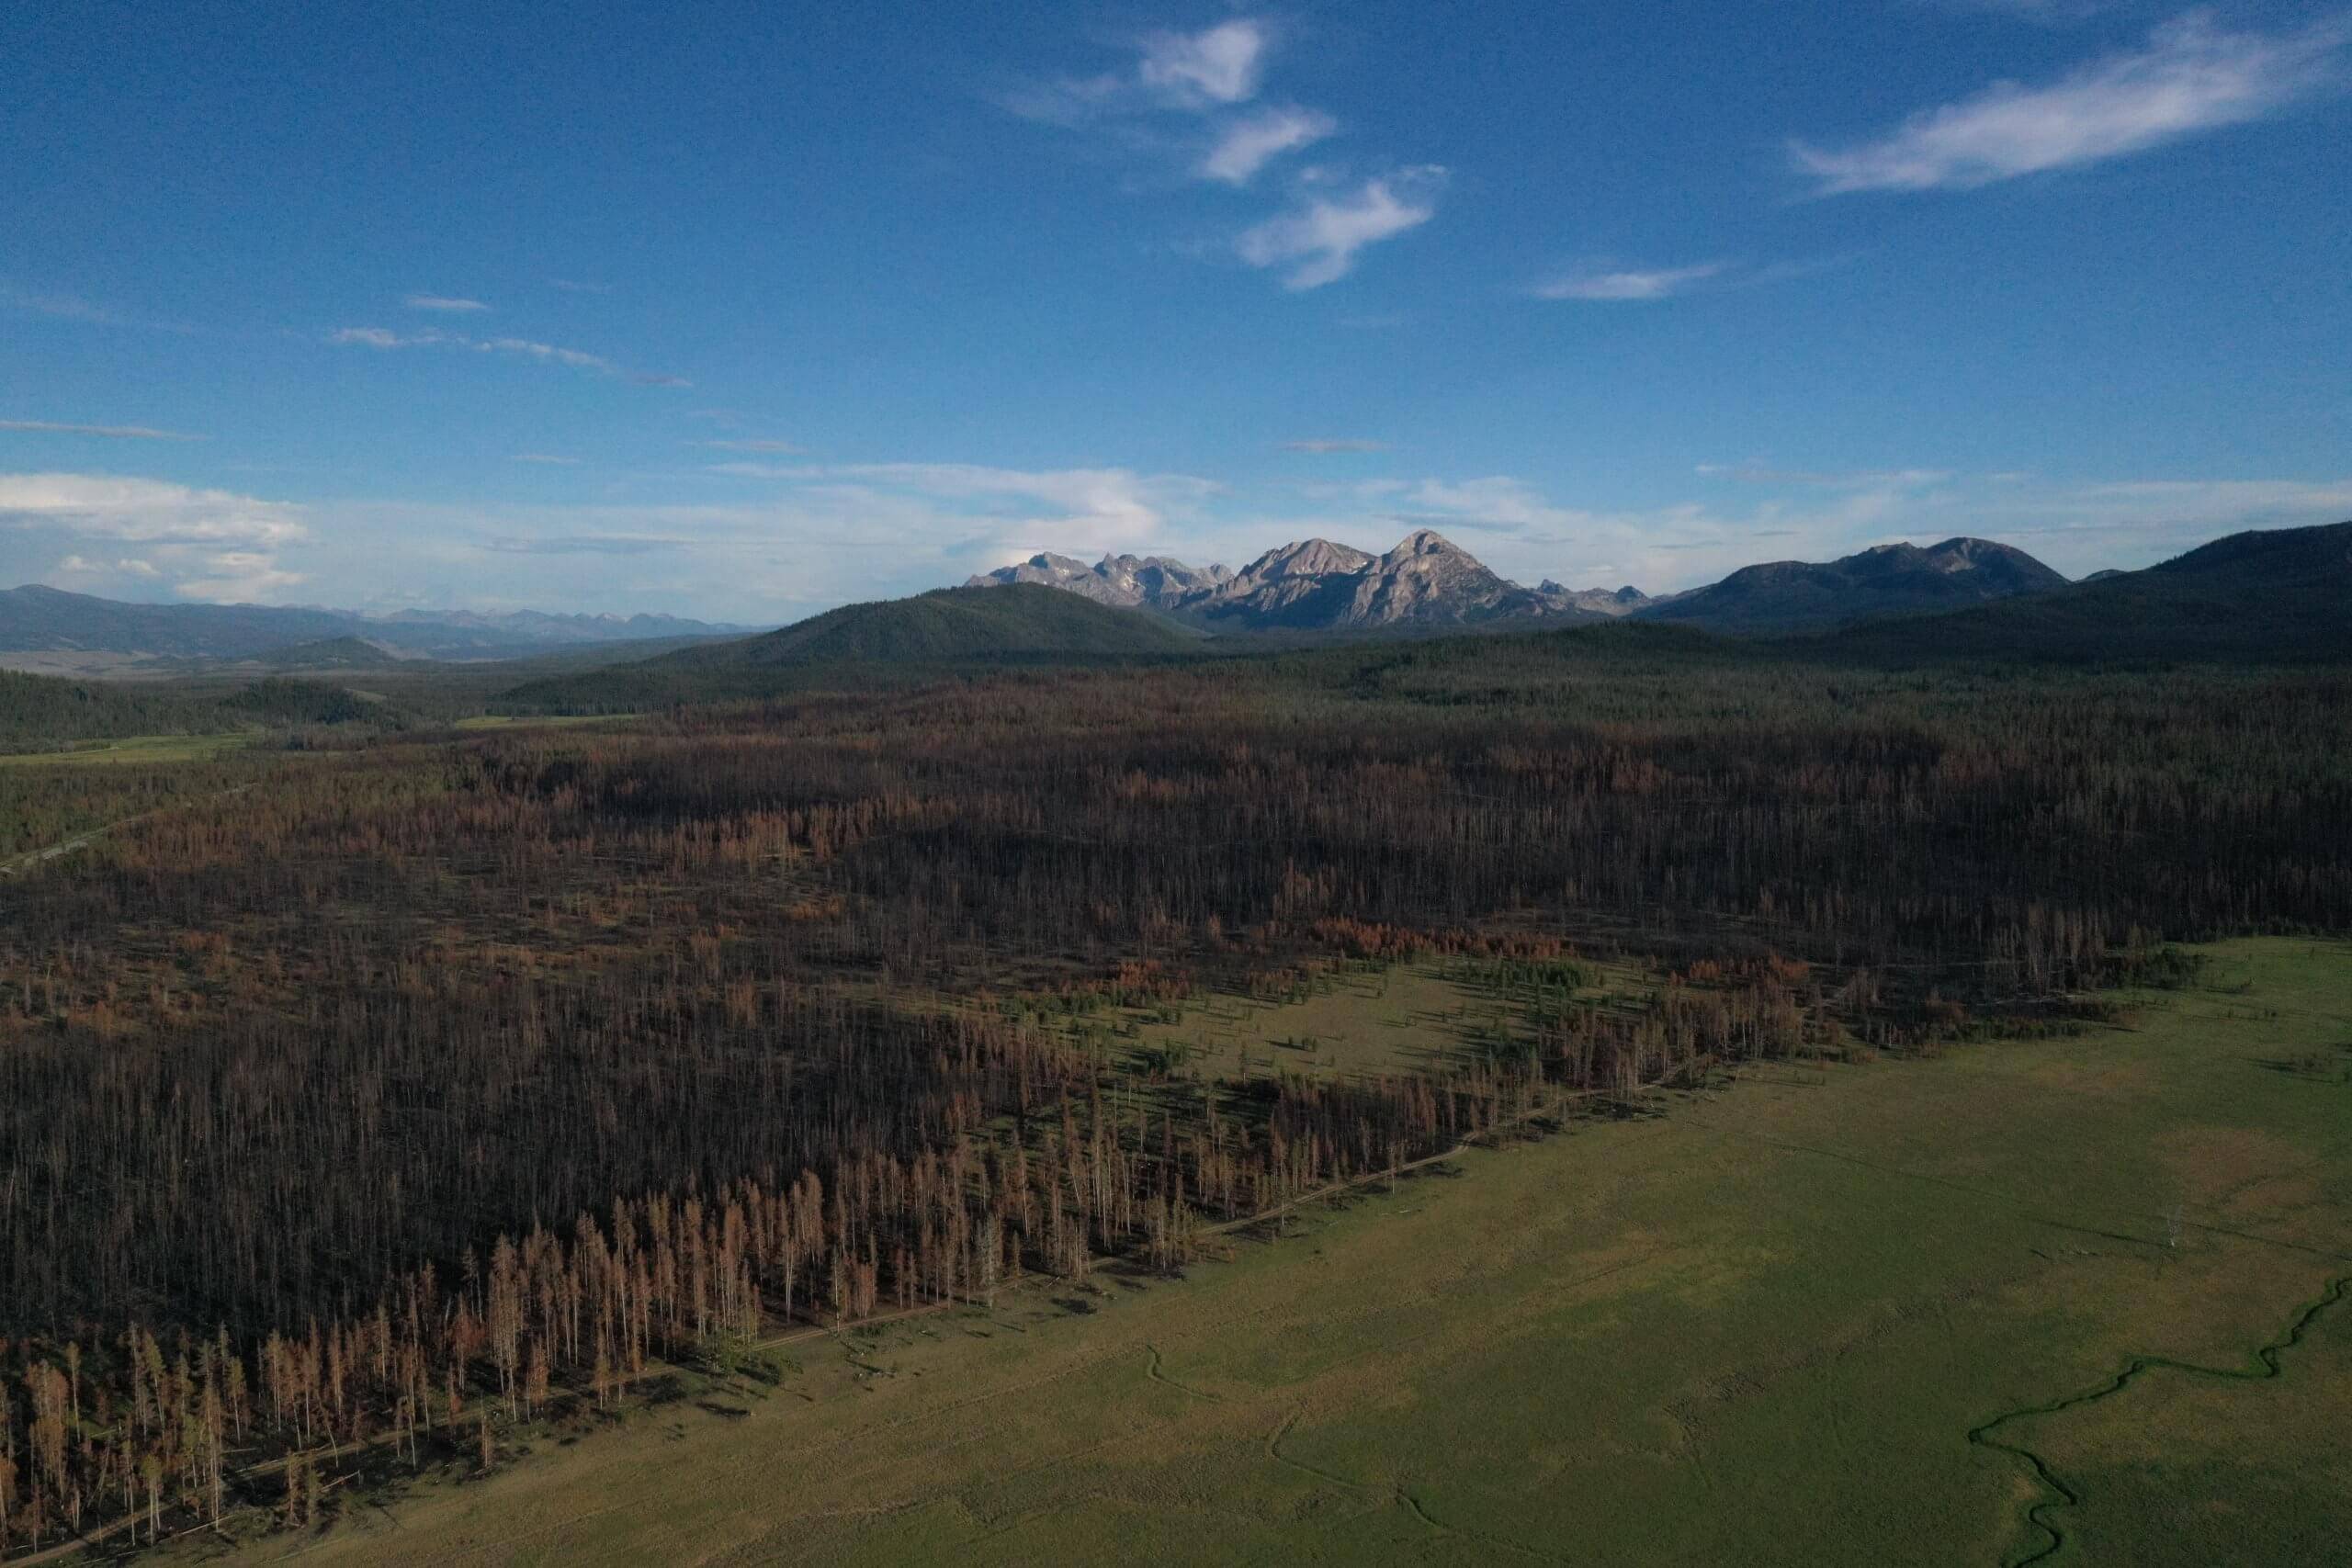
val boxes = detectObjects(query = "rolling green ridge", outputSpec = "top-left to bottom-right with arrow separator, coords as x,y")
1634,536 -> 2068,635
1825,521 -> 2352,663
676,582 -> 1204,666
258,636 -> 404,670
503,582 -> 1208,708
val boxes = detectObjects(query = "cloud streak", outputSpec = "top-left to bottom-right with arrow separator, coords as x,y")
1532,263 -> 1724,301
330,326 -> 441,348
704,460 -> 1218,556
1792,13 -> 2346,194
326,326 -> 687,385
1,281 -> 194,334
1239,170 -> 1443,289
405,294 -> 490,312
478,336 -> 613,372
1,419 -> 204,441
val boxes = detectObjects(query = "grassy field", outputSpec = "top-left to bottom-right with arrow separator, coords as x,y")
0,731 -> 253,767
189,938 -> 2351,1566
451,713 -> 636,730
1103,962 -> 1568,1085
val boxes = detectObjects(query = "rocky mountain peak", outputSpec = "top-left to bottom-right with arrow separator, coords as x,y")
966,530 -> 1638,634
1382,528 -> 1470,563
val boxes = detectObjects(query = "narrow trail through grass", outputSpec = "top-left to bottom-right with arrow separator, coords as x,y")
1969,1273 -> 2352,1567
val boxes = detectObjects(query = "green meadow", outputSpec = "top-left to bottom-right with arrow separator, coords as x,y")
0,732 -> 253,767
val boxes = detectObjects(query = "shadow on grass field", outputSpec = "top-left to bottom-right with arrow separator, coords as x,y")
187,939 -> 2352,1567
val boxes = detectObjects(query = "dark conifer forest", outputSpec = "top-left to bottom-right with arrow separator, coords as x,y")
3,633 -> 2350,1554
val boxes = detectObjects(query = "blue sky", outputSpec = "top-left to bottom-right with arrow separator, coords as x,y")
3,1 -> 2347,618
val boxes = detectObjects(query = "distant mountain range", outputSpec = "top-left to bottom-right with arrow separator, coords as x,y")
0,584 -> 762,661
500,519 -> 2348,713
17,521 -> 2346,689
968,531 -> 1649,634
967,528 -> 2068,637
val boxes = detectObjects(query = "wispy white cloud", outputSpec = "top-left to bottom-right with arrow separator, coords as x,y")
689,439 -> 805,454
704,460 -> 1218,556
481,534 -> 687,556
1139,19 -> 1270,107
510,453 -> 582,465
1935,0 -> 2114,24
1202,105 -> 1337,184
1005,18 -> 1430,286
1792,13 -> 2346,195
1009,17 -> 1272,123
476,336 -> 614,372
326,326 -> 686,385
0,419 -> 204,441
330,326 -> 443,348
1,283 -> 126,326
1283,439 -> 1387,454
1,281 -> 194,333
405,294 -> 490,312
1532,262 -> 1724,301
1239,170 -> 1442,289
1695,463 -> 1952,488
55,554 -> 159,579
549,277 -> 612,294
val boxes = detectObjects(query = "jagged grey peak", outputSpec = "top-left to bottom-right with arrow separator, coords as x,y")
964,553 -> 1232,610
967,531 -> 1643,634
1539,581 -> 1652,615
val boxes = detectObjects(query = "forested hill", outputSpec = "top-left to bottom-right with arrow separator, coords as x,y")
260,636 -> 404,670
0,668 -> 396,751
0,668 -> 220,747
1633,536 -> 2066,634
1825,520 -> 2352,661
680,582 -> 1204,666
502,582 -> 1205,708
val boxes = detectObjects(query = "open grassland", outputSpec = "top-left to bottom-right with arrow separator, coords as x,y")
1103,958 -> 1624,1087
0,732 -> 253,767
451,713 -> 636,731
190,938 -> 2351,1567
